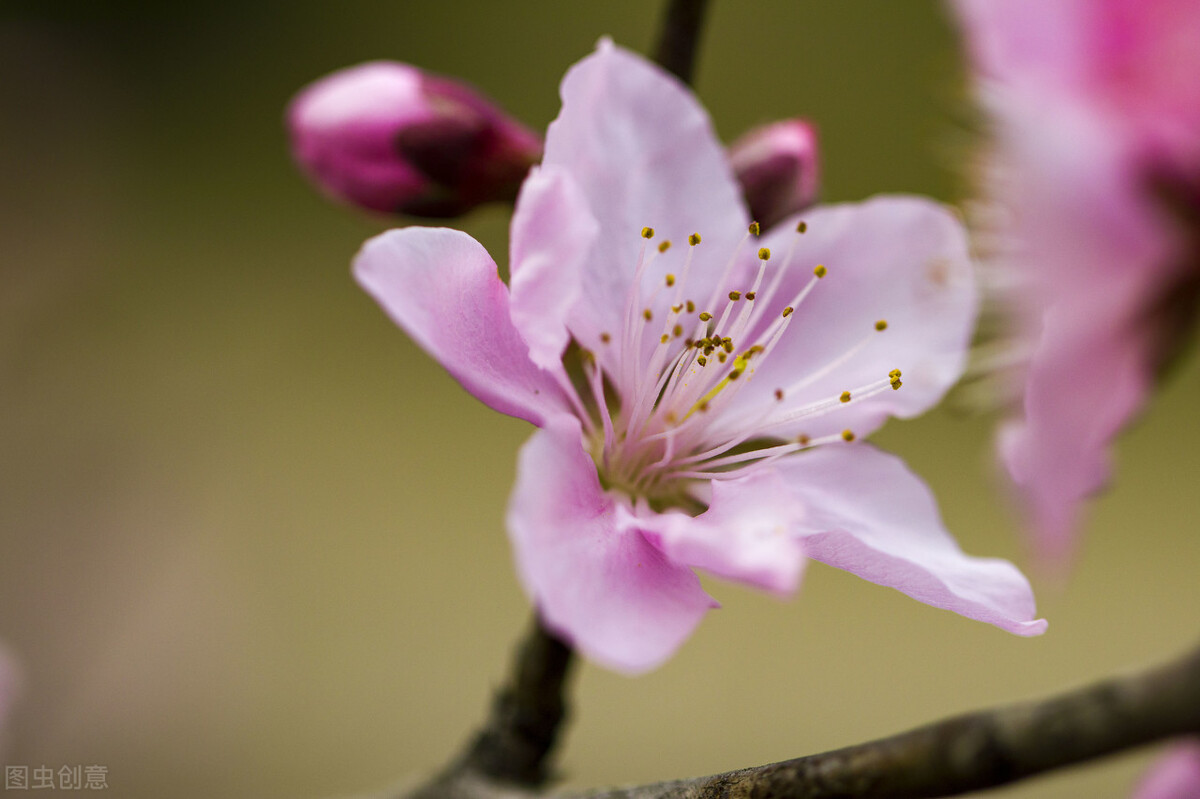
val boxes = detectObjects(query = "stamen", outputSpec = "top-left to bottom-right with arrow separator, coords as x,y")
814,264 -> 827,278
688,232 -> 701,246
641,226 -> 655,239
875,319 -> 888,331
748,221 -> 761,236
757,247 -> 771,261
840,391 -> 852,403
797,220 -> 808,233
665,274 -> 676,287
658,240 -> 672,253
841,430 -> 856,442
728,291 -> 742,301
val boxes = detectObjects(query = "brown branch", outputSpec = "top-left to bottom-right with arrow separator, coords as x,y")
569,639 -> 1200,799
446,616 -> 576,788
652,0 -> 712,85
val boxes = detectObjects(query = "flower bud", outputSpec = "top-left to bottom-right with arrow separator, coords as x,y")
288,61 -> 543,217
728,119 -> 819,230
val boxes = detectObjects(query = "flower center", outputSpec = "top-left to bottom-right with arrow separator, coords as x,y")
569,220 -> 900,508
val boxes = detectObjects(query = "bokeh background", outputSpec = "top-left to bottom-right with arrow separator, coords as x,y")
3,2 -> 1199,797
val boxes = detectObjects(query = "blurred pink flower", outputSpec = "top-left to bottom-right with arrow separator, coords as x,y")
1134,741 -> 1200,799
287,61 -> 542,217
729,119 -> 820,230
355,40 -> 1045,673
954,0 -> 1200,563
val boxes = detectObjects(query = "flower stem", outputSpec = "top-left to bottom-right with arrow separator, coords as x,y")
652,0 -> 712,85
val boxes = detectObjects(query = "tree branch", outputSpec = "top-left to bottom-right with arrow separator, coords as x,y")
570,639 -> 1200,799
446,616 -> 576,788
652,0 -> 711,85
388,638 -> 1200,799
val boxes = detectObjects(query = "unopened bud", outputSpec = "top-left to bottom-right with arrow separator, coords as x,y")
287,61 -> 543,217
728,119 -> 819,230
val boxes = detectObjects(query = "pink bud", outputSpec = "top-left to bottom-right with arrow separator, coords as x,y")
728,119 -> 820,229
288,62 -> 543,217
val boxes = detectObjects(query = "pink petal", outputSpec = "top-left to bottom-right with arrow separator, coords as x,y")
509,165 -> 600,370
725,196 -> 976,441
541,39 -> 750,361
639,469 -> 807,596
986,101 -> 1180,562
1134,740 -> 1200,799
354,227 -> 568,425
506,415 -> 717,674
776,444 -> 1046,636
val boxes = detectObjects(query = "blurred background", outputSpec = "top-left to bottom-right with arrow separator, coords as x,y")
2,2 -> 1199,797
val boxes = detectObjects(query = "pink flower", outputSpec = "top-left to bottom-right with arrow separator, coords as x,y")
954,0 -> 1200,562
1134,740 -> 1200,799
729,119 -> 820,230
288,61 -> 543,217
354,40 -> 1045,673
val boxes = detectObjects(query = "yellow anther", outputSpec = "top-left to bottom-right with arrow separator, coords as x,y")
721,337 -> 733,352
748,221 -> 761,236
688,232 -> 701,246
797,434 -> 811,445
782,306 -> 794,317
697,355 -> 707,366
841,429 -> 856,442
758,247 -> 771,261
797,220 -> 808,233
891,379 -> 903,390
665,274 -> 676,287
698,311 -> 713,321
660,334 -> 669,344
672,303 -> 683,313
641,226 -> 655,239
718,351 -> 728,363
889,368 -> 902,380
728,290 -> 742,301
774,389 -> 785,401
840,391 -> 852,403
745,291 -> 756,301
685,337 -> 694,347
673,324 -> 683,337
686,300 -> 695,313
814,264 -> 827,278
875,319 -> 888,331
658,240 -> 672,253
643,308 -> 653,321
599,332 -> 611,344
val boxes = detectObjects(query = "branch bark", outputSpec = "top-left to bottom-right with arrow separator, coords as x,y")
449,617 -> 576,788
652,0 -> 711,84
570,639 -> 1200,799
388,638 -> 1200,799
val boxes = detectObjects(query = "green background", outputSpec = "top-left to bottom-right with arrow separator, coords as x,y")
2,2 -> 1198,797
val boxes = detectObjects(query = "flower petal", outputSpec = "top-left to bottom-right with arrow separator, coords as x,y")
506,415 -> 717,673
721,196 -> 976,442
509,165 -> 600,370
1133,740 -> 1200,799
639,469 -> 806,596
354,227 -> 568,425
542,39 -> 750,360
776,444 -> 1046,636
